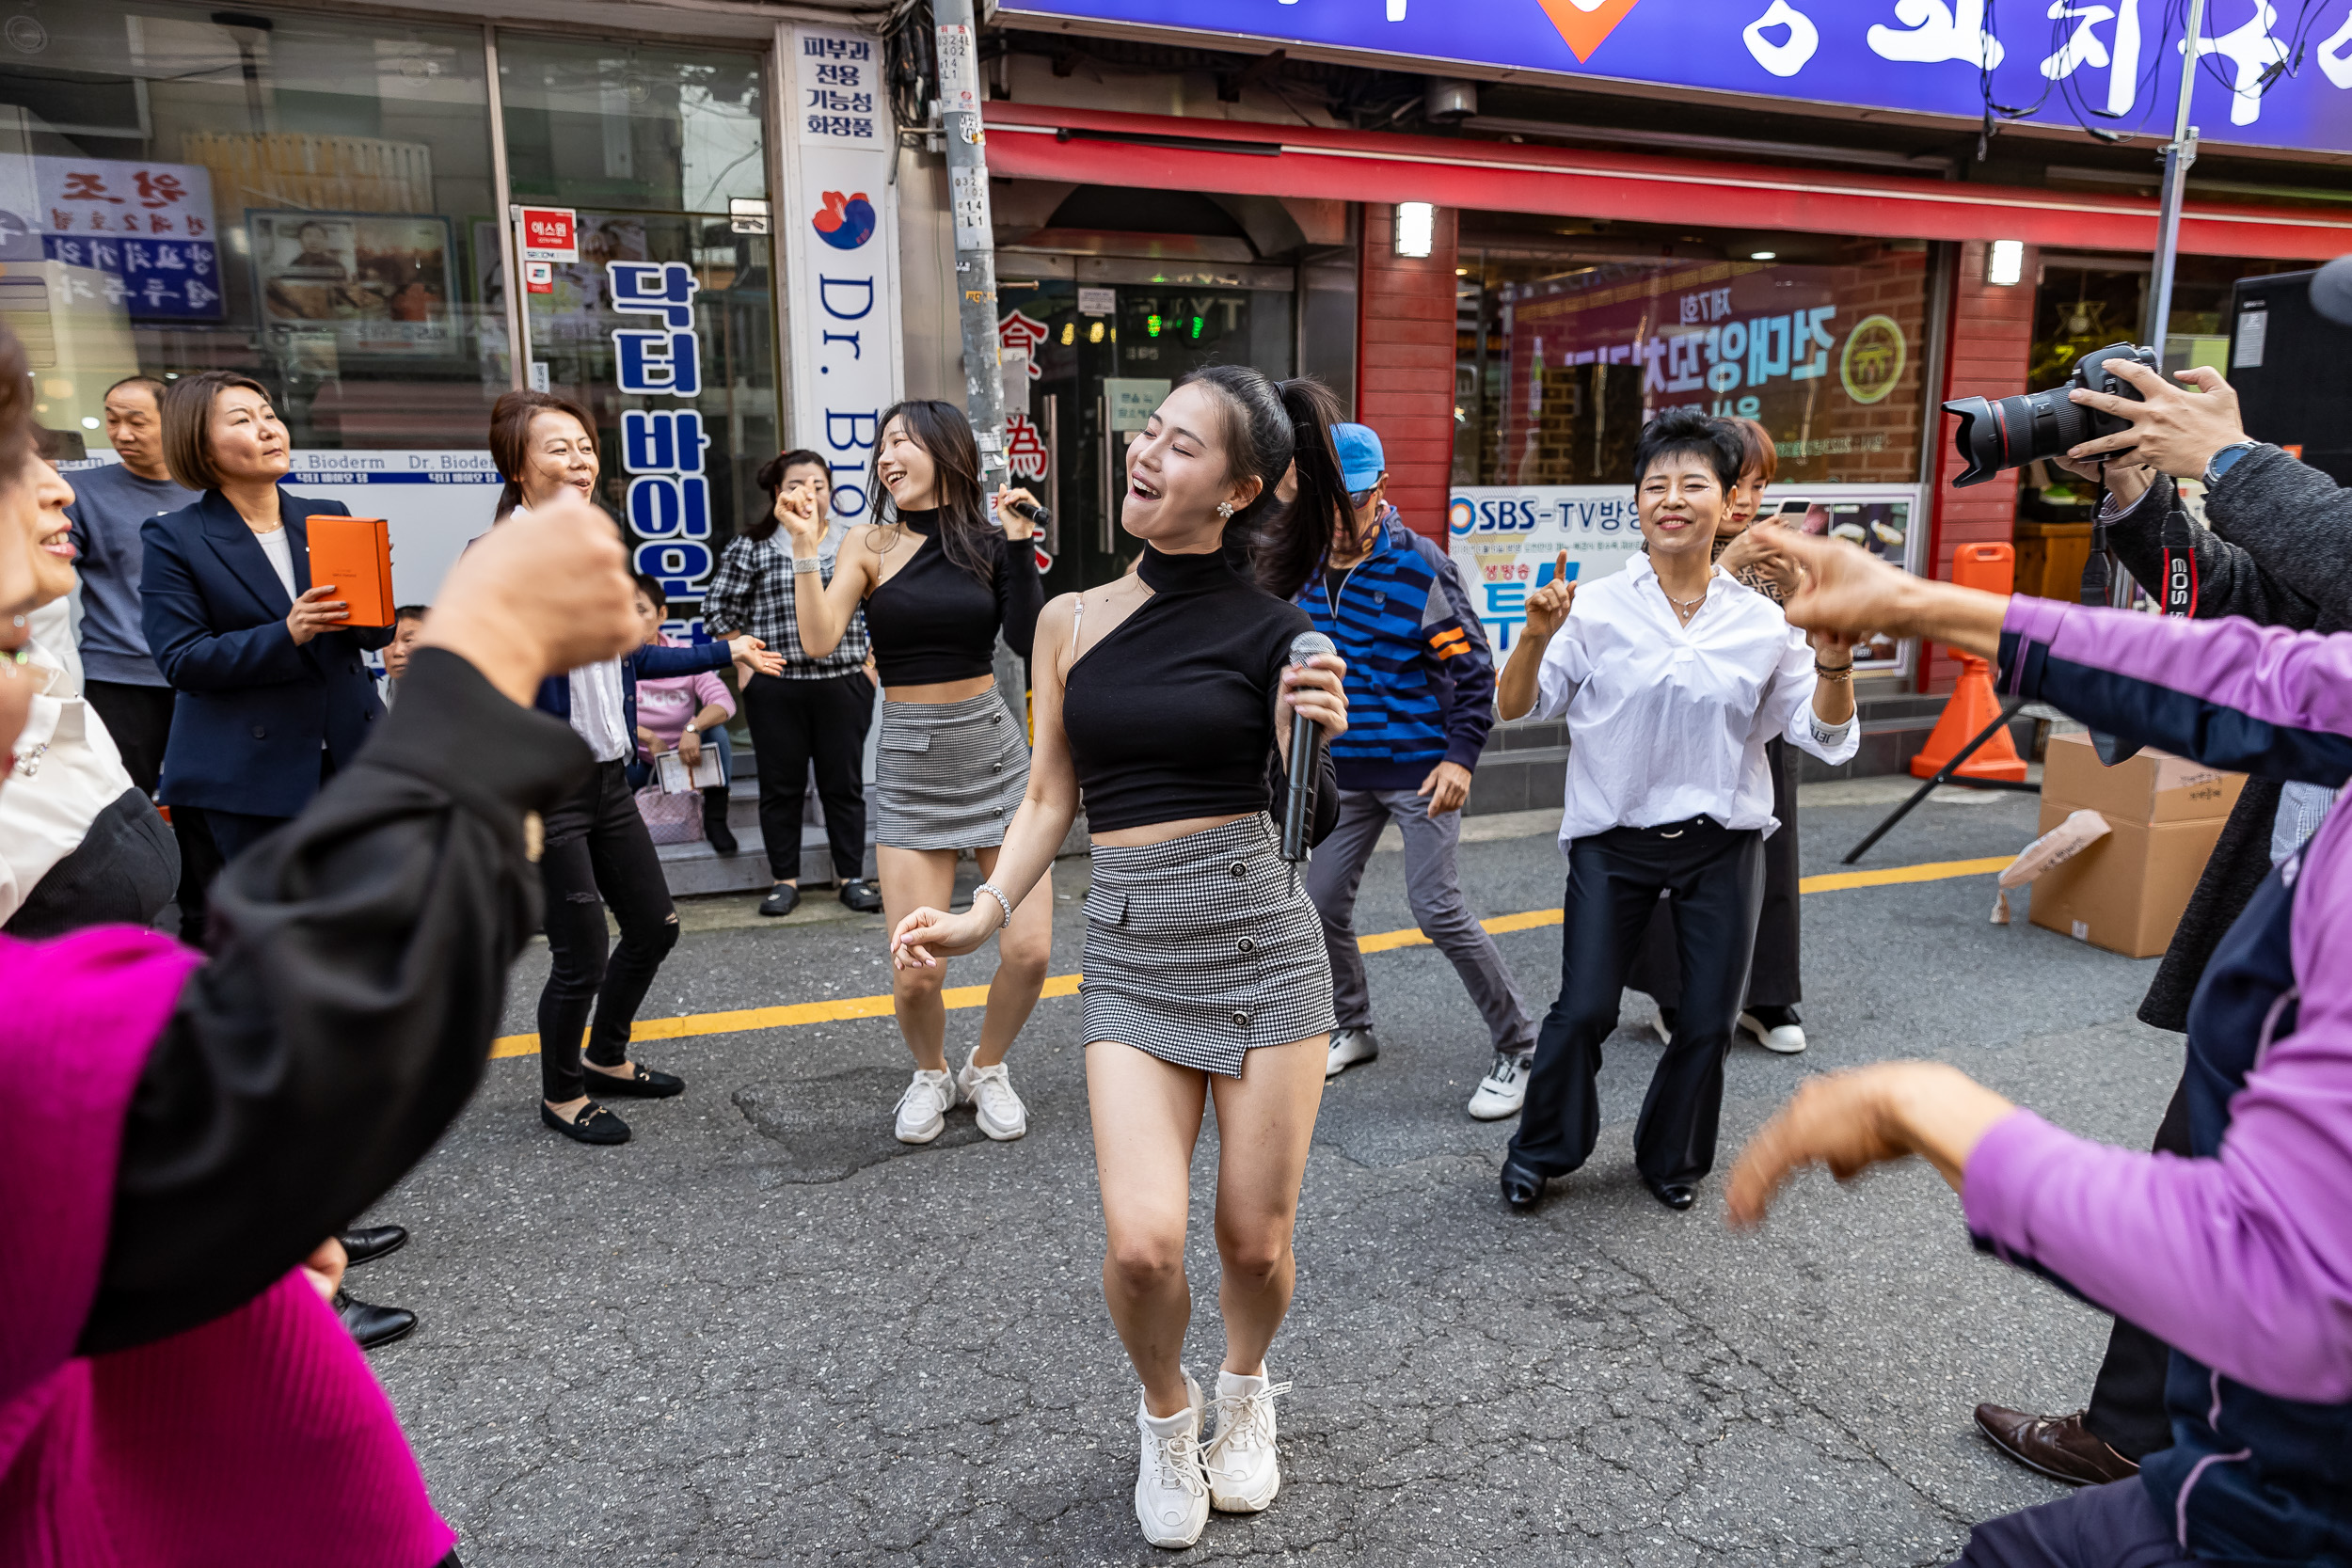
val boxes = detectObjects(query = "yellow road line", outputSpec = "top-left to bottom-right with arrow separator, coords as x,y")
490,852 -> 2010,1060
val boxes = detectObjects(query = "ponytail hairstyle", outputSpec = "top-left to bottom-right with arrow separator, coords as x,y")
488,388 -> 599,521
1714,415 -> 1780,486
1180,366 -> 1348,601
868,399 -> 995,586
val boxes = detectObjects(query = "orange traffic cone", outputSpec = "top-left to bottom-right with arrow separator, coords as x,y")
1908,542 -> 2028,783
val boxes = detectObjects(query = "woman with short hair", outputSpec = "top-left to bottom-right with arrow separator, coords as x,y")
139,372 -> 390,863
485,388 -> 784,1146
704,448 -> 882,916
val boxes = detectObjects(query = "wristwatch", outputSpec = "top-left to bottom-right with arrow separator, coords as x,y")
2201,440 -> 2260,491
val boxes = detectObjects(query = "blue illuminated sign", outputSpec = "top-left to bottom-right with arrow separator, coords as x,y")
997,0 -> 2352,155
611,259 -> 714,601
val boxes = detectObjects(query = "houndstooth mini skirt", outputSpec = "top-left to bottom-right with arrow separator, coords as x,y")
1080,814 -> 1337,1075
871,689 -> 1030,850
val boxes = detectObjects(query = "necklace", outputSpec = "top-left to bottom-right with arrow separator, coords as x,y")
1662,584 -> 1708,621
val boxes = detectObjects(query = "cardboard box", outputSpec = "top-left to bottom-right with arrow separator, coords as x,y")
2042,731 -> 2245,825
2026,799 -> 2229,958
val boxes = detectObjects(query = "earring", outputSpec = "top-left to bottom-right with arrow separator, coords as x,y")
1216,500 -> 1236,519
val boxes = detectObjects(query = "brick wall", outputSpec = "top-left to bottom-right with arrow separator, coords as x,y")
1923,239 -> 2038,691
1358,202 -> 1459,543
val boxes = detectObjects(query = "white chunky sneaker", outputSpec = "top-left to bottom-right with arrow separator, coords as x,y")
957,1051 -> 1029,1141
1466,1049 -> 1535,1120
1134,1373 -> 1209,1548
892,1069 -> 958,1145
1204,1369 -> 1290,1513
1324,1026 -> 1379,1079
1740,1006 -> 1808,1055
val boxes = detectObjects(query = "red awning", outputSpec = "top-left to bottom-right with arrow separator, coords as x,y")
982,105 -> 2352,262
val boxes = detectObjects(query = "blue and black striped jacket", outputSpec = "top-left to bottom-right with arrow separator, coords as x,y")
1294,508 -> 1496,793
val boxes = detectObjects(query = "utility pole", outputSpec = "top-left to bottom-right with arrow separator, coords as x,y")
934,0 -> 1008,488
2143,0 -> 2206,350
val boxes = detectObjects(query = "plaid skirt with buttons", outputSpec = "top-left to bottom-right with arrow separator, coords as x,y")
1080,813 -> 1337,1074
870,690 -> 1030,850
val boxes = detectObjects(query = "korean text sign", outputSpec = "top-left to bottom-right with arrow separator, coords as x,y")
996,0 -> 2352,155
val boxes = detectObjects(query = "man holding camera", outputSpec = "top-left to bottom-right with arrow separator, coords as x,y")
1969,353 -> 2348,1487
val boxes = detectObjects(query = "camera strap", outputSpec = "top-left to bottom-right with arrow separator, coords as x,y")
2159,497 -> 2199,618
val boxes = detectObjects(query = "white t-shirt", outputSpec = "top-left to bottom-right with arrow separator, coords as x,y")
254,525 -> 298,601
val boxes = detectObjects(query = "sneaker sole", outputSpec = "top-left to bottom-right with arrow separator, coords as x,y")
1136,1501 -> 1208,1549
974,1110 -> 1027,1141
1210,1467 -> 1279,1513
1465,1093 -> 1524,1121
1739,1016 -> 1808,1054
895,1117 -> 946,1145
1324,1049 -> 1377,1080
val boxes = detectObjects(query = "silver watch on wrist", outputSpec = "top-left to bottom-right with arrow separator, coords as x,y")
2201,440 -> 2260,491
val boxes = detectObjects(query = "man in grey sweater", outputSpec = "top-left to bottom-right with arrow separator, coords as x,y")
1969,356 -> 2345,1486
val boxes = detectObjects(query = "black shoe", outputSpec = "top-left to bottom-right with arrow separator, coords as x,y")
1500,1158 -> 1547,1211
838,878 -> 883,913
702,793 -> 739,856
339,1224 -> 408,1267
758,883 -> 802,918
584,1060 -> 685,1099
335,1289 -> 417,1351
541,1101 -> 631,1145
1645,1179 -> 1698,1211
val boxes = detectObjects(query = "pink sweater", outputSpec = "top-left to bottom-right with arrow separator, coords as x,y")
0,926 -> 454,1567
634,634 -> 735,755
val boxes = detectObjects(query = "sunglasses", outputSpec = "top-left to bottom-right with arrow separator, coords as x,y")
1347,486 -> 1379,510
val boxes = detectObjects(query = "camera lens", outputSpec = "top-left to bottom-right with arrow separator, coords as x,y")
1943,388 -> 2101,487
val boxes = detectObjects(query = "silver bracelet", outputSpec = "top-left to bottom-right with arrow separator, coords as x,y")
790,553 -> 822,575
973,881 -> 1014,929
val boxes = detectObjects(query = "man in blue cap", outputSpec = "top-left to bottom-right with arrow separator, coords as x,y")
1297,421 -> 1538,1118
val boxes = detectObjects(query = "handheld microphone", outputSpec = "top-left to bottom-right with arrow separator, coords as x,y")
1005,496 -> 1052,529
1280,630 -> 1336,863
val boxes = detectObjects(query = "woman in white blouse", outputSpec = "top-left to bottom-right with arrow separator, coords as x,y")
1492,407 -> 1858,1214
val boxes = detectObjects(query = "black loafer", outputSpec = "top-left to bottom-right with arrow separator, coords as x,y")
839,878 -> 883,913
584,1060 -> 684,1099
1500,1159 -> 1547,1211
1645,1179 -> 1698,1212
758,883 -> 802,918
339,1224 -> 408,1267
335,1290 -> 417,1351
541,1101 -> 631,1145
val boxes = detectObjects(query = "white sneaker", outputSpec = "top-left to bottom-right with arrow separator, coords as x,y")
1466,1049 -> 1534,1120
957,1051 -> 1029,1141
1740,1008 -> 1808,1054
1325,1026 -> 1379,1079
1134,1373 -> 1209,1548
1204,1369 -> 1290,1513
893,1068 -> 959,1144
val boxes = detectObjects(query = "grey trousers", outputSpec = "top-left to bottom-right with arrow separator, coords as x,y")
1304,787 -> 1537,1053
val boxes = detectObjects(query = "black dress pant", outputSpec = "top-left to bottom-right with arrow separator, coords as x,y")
1629,736 -> 1800,1010
83,679 -> 173,796
739,670 -> 873,884
536,758 -> 680,1103
1510,816 -> 1765,1187
2082,1073 -> 2193,1459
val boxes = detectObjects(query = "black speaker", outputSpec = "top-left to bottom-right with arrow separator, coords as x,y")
2227,271 -> 2352,487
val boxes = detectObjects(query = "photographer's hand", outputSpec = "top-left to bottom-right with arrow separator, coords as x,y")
2066,360 -> 2249,481
2049,452 -> 2152,511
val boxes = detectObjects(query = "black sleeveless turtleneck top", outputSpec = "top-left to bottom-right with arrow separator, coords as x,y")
862,508 -> 1044,686
1062,545 -> 1315,832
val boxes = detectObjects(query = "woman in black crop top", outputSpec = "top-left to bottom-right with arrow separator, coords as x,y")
781,399 -> 1051,1148
888,367 -> 1352,1550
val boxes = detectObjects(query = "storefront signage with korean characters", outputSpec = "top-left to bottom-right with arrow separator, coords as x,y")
997,0 -> 2352,155
609,258 -> 716,602
21,157 -> 222,321
518,206 -> 577,264
778,25 -> 903,524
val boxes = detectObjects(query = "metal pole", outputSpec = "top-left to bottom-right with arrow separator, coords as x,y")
1841,701 -> 2027,864
2142,0 -> 2206,349
934,0 -> 1009,488
483,25 -> 528,391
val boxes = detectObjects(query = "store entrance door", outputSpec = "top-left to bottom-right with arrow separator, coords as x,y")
998,269 -> 1295,598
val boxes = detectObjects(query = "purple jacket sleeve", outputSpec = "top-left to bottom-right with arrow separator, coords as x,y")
1961,595 -> 2352,1401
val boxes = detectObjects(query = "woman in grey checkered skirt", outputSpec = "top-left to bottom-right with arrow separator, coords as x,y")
782,401 -> 1053,1148
890,367 -> 1354,1550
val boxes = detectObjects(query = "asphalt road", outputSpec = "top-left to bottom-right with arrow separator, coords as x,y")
364,784 -> 2179,1566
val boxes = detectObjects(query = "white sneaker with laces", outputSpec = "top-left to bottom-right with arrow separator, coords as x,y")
1325,1026 -> 1379,1079
893,1068 -> 959,1145
1740,1009 -> 1808,1054
957,1051 -> 1029,1140
1466,1050 -> 1534,1120
1204,1369 -> 1291,1513
1134,1373 -> 1209,1548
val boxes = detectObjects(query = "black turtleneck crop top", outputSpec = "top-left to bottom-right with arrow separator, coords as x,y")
1062,545 -> 1316,832
862,509 -> 1044,686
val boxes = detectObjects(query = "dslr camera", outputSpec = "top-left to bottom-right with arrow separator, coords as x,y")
1944,342 -> 2160,487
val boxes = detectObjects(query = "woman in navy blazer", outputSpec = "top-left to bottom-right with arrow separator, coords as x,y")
140,372 -> 391,865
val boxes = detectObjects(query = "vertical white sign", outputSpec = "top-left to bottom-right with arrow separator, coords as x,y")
779,24 -> 903,524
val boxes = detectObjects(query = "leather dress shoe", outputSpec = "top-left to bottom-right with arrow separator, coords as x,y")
1645,1179 -> 1698,1211
541,1101 -> 631,1145
339,1224 -> 407,1267
1972,1405 -> 2139,1486
1500,1159 -> 1547,1211
335,1290 -> 417,1351
584,1060 -> 685,1099
839,878 -> 884,913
